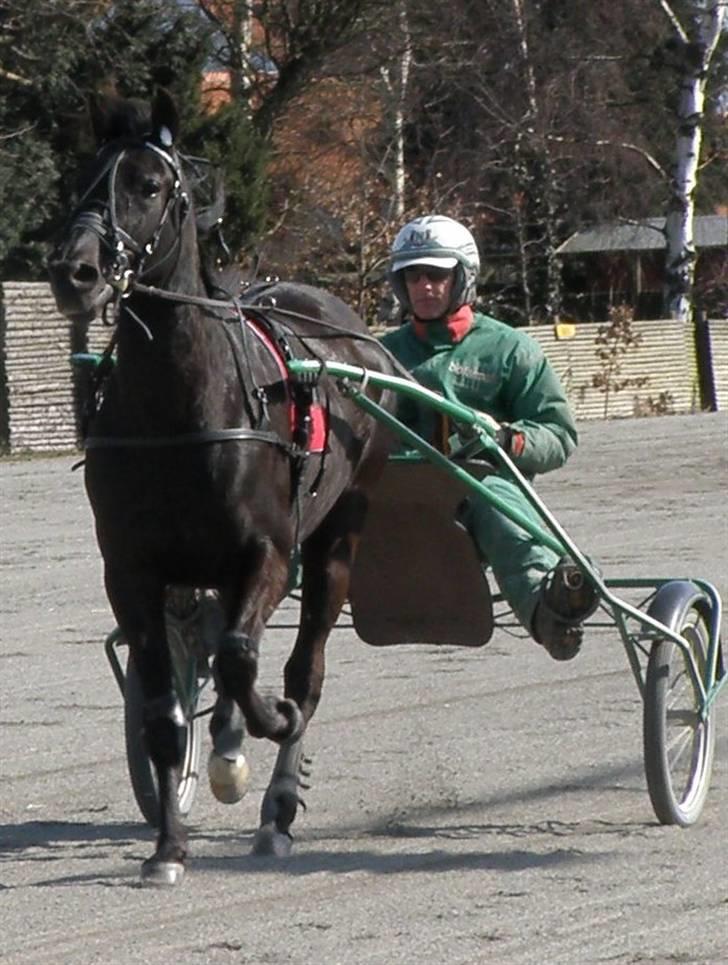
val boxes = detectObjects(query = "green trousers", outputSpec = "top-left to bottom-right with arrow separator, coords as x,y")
459,475 -> 559,630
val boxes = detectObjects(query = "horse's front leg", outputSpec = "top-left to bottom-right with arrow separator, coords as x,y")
212,540 -> 303,762
107,571 -> 188,886
253,495 -> 362,856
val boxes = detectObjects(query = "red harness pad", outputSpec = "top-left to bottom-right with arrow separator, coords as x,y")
246,317 -> 327,453
306,406 -> 327,453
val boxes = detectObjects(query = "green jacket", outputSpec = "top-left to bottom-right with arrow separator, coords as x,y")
380,312 -> 577,477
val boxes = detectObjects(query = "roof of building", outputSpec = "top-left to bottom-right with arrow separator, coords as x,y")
556,215 -> 728,255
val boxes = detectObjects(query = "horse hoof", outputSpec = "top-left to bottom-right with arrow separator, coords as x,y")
252,823 -> 293,858
208,750 -> 251,804
140,859 -> 185,887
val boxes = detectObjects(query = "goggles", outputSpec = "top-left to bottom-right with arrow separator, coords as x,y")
403,265 -> 454,284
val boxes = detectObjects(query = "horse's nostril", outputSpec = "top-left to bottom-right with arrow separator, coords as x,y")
73,262 -> 99,286
50,258 -> 99,291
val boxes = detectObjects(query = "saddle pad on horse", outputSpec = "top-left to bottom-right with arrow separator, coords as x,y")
350,458 -> 494,647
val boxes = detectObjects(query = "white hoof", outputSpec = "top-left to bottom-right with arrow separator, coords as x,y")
208,750 -> 251,804
140,860 -> 185,887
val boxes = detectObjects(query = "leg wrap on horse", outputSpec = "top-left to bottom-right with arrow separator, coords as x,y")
215,631 -> 259,689
260,735 -> 306,829
217,631 -> 259,658
143,692 -> 187,768
253,733 -> 308,856
210,697 -> 245,759
214,630 -> 300,742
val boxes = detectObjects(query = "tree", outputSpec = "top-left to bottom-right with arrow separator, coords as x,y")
192,0 -> 391,137
0,1 -> 94,276
0,0 -> 269,279
654,0 -> 726,320
388,0 -> 623,323
366,0 -> 726,324
184,101 -> 270,260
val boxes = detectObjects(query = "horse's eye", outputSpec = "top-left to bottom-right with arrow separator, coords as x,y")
142,178 -> 161,198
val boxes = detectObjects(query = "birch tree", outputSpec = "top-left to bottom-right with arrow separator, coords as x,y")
656,0 -> 726,320
196,1 -> 255,104
379,0 -> 412,223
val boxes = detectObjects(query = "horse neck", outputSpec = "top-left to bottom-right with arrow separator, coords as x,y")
113,231 -> 234,431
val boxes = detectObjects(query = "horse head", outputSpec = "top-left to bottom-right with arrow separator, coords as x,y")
49,89 -> 196,323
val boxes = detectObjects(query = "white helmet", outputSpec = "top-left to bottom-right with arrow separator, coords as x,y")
388,214 -> 480,316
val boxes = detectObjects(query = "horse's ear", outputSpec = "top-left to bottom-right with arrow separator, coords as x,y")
151,88 -> 179,149
89,94 -> 114,146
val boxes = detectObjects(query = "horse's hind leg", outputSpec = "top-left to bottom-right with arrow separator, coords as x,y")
107,572 -> 188,886
253,490 -> 367,856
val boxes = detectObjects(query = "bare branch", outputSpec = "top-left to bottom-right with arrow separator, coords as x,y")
546,133 -> 670,183
0,122 -> 37,142
0,66 -> 33,87
656,0 -> 689,43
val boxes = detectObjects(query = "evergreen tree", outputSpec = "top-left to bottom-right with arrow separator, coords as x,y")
184,103 -> 270,264
0,1 -> 92,276
0,0 -> 268,279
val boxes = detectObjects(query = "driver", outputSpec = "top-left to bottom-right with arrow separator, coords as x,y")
380,214 -> 598,660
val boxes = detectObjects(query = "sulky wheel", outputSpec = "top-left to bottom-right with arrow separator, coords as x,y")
124,654 -> 203,828
643,581 -> 717,827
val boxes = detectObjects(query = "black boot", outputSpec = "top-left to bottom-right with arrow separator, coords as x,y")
532,557 -> 600,661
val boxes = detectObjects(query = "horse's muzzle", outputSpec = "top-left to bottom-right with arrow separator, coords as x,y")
48,255 -> 112,323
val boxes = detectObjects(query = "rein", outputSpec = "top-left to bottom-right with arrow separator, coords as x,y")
82,284 -> 321,457
82,278 -> 410,453
130,280 -> 386,347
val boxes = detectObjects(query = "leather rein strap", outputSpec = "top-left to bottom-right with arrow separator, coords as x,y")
130,280 -> 384,345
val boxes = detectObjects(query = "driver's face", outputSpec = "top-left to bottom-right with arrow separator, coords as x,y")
404,265 -> 454,320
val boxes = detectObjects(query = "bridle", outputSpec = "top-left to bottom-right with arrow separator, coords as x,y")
66,137 -> 190,302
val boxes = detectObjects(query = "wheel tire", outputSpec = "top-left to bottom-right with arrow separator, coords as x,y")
643,581 -> 717,827
124,654 -> 202,828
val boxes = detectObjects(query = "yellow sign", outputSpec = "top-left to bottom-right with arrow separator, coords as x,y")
554,322 -> 576,340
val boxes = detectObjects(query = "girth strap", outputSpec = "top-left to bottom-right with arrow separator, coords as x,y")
84,427 -> 293,450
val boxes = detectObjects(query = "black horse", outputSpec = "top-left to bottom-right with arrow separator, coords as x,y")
49,89 -> 398,885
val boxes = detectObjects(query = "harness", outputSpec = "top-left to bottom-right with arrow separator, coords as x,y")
67,135 -> 388,507
81,304 -> 330,498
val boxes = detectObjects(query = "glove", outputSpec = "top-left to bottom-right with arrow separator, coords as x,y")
495,422 -> 526,458
471,410 -> 501,435
469,412 -> 526,458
